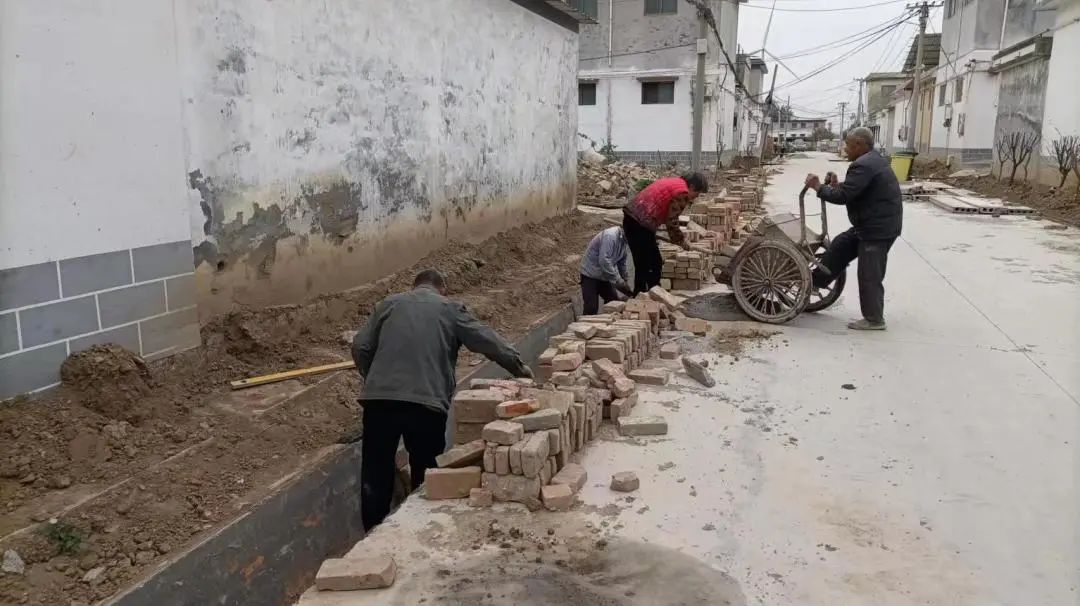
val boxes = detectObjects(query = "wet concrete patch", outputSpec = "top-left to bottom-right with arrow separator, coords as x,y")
681,293 -> 749,322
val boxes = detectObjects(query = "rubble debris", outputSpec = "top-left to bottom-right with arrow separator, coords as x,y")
469,488 -> 494,508
315,554 -> 397,591
617,416 -> 669,437
424,466 -> 482,499
610,471 -> 640,492
577,160 -> 659,208
681,357 -> 715,387
2,550 -> 25,575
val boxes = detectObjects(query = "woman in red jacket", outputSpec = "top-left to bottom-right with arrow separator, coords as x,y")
622,172 -> 708,293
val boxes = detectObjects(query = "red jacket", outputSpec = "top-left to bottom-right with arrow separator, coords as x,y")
624,177 -> 689,242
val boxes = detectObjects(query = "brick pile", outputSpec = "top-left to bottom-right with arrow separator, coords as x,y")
660,251 -> 709,291
425,286 -> 691,511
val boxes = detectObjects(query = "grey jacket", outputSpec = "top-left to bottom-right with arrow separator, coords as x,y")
579,226 -> 629,284
351,286 -> 528,414
817,150 -> 903,240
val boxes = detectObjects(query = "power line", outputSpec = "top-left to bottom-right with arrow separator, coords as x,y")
775,11 -> 914,60
742,0 -> 908,12
772,13 -> 911,93
579,42 -> 696,63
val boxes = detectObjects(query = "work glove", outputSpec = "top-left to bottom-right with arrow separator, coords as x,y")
517,364 -> 534,380
614,279 -> 634,296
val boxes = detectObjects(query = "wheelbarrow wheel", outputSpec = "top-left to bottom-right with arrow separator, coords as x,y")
805,253 -> 846,313
731,240 -> 811,324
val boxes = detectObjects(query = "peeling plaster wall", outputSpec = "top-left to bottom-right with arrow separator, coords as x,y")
177,0 -> 578,314
1002,0 -> 1058,48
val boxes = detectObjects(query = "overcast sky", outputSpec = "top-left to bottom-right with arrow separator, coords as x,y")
735,0 -> 944,125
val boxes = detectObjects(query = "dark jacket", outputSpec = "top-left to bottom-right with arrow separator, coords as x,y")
351,286 -> 528,414
818,150 -> 903,240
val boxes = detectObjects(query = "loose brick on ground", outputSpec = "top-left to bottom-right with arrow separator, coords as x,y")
592,358 -> 624,383
610,471 -> 640,492
541,483 -> 574,511
551,463 -> 587,493
660,342 -> 681,359
674,315 -> 709,335
681,357 -> 716,387
482,420 -> 524,445
424,466 -> 482,499
628,368 -> 670,386
647,286 -> 683,311
617,415 -> 668,436
315,554 -> 397,591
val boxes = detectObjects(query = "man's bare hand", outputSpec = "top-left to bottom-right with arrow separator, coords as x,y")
805,174 -> 821,190
825,172 -> 839,186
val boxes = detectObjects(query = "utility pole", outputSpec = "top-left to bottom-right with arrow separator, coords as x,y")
905,2 -> 937,153
854,78 -> 864,127
691,10 -> 707,170
838,101 -> 848,136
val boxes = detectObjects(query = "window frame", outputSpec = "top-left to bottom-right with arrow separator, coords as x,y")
644,0 -> 678,16
578,81 -> 597,106
938,83 -> 947,106
953,76 -> 964,103
641,80 -> 675,105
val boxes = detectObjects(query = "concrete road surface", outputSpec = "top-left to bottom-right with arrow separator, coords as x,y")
298,152 -> 1078,606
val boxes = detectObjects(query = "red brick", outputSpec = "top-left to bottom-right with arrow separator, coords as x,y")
453,389 -> 511,423
468,488 -> 493,507
496,399 -> 540,419
541,483 -> 574,511
551,352 -> 584,371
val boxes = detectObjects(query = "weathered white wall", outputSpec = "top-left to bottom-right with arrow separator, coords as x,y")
0,0 -> 192,269
1037,2 -> 1080,186
177,0 -> 579,313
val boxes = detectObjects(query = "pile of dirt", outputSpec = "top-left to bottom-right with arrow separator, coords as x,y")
577,160 -> 659,209
0,210 -> 608,606
59,345 -> 152,422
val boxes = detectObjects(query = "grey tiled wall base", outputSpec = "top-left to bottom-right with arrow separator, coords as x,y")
0,239 -> 200,400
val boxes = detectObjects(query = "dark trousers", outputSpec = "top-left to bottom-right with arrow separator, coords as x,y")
360,399 -> 446,531
580,274 -> 619,315
812,227 -> 896,323
623,213 -> 662,294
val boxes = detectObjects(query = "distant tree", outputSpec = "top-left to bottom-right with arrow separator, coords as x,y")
1049,135 -> 1080,189
811,126 -> 835,142
1000,130 -> 1040,185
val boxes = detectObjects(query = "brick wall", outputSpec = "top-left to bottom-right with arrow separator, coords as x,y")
0,240 -> 199,399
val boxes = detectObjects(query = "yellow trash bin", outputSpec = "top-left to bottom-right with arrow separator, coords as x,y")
890,150 -> 917,181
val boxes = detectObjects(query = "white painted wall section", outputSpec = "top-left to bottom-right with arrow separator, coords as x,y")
0,0 -> 192,269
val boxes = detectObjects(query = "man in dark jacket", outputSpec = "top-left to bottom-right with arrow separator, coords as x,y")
805,127 -> 902,330
352,269 -> 532,529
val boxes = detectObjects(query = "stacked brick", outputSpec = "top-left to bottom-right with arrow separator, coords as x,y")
660,251 -> 709,291
426,287 -> 685,511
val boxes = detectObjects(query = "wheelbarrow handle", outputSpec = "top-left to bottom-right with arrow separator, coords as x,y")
798,185 -> 809,246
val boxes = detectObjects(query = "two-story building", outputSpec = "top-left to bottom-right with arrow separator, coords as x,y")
577,0 -> 752,166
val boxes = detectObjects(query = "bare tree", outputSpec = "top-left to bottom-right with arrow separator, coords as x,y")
1001,130 -> 1040,185
994,134 -> 1010,181
1049,135 -> 1080,189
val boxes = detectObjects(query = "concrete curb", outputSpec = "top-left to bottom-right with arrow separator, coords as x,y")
106,301 -> 580,606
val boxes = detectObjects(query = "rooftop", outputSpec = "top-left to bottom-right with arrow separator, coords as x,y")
903,33 -> 942,71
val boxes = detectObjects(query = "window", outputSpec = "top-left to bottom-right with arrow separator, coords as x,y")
945,0 -> 956,18
881,84 -> 896,98
954,76 -> 963,102
579,82 -> 597,106
641,81 -> 675,104
569,0 -> 598,19
645,0 -> 677,15
938,83 -> 947,106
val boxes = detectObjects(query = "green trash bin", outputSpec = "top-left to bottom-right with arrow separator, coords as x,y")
890,150 -> 917,181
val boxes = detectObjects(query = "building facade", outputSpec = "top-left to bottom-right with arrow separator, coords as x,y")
577,0 -> 754,166
0,0 -> 590,400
